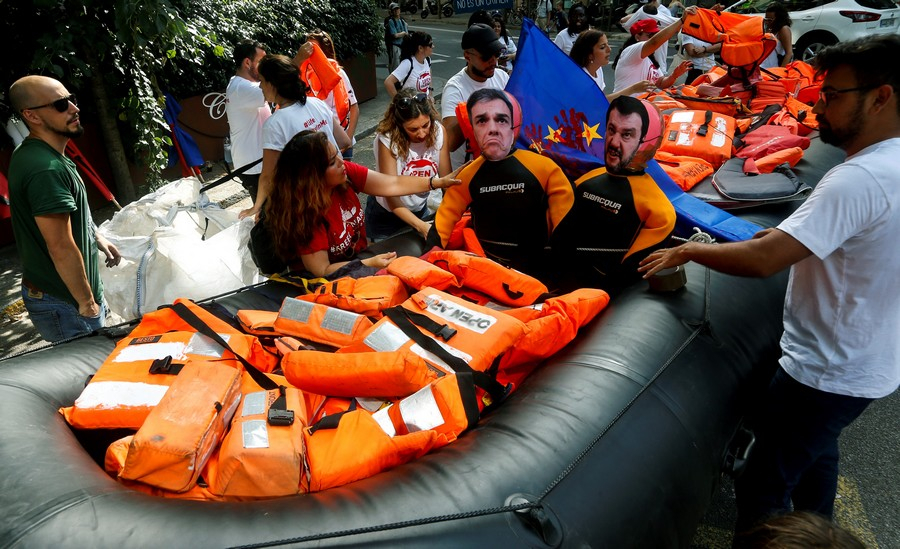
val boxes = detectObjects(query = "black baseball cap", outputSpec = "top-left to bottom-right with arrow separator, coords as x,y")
461,24 -> 504,58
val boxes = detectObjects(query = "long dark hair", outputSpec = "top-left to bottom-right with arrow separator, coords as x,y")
765,3 -> 791,32
266,131 -> 345,257
400,31 -> 433,60
375,88 -> 439,159
570,29 -> 606,68
257,54 -> 308,104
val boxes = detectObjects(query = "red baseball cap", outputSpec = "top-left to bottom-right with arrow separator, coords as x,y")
630,19 -> 661,35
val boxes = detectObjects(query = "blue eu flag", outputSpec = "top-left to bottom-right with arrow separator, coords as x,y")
505,19 -> 760,242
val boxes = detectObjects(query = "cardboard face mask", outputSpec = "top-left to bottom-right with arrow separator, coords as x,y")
605,98 -> 664,174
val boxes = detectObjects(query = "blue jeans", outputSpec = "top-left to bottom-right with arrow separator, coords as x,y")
21,285 -> 106,343
734,366 -> 873,532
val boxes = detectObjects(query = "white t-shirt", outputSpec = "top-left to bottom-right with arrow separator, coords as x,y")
583,66 -> 606,91
373,122 -> 445,212
777,138 -> 900,399
613,42 -> 664,95
499,36 -> 517,72
225,76 -> 271,175
554,30 -> 579,55
441,67 -> 509,169
680,33 -> 716,73
621,8 -> 677,33
262,97 -> 337,152
390,57 -> 433,96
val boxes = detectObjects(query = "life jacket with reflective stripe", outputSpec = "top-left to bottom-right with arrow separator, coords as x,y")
659,109 -> 736,168
207,385 -> 309,498
273,297 -> 374,348
118,361 -> 242,493
61,299 -> 277,430
296,275 -> 409,318
283,288 -> 525,405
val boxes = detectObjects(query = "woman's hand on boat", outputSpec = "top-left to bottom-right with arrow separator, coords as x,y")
362,251 -> 398,269
638,245 -> 689,278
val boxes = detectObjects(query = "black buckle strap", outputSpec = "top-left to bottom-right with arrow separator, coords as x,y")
386,307 -> 457,341
148,355 -> 184,375
166,302 -> 278,391
383,306 -> 508,406
267,385 -> 295,426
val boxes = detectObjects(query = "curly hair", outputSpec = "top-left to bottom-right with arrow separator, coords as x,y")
374,88 -> 439,160
257,54 -> 307,104
265,131 -> 348,259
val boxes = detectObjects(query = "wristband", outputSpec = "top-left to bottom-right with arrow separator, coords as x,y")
429,175 -> 435,190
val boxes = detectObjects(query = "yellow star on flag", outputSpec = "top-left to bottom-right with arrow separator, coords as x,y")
545,125 -> 562,143
582,121 -> 602,146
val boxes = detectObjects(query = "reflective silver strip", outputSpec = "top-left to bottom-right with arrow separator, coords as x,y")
280,298 -> 313,323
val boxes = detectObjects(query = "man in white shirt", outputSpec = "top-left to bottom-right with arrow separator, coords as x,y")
225,40 -> 271,203
441,24 -> 509,169
639,34 -> 900,535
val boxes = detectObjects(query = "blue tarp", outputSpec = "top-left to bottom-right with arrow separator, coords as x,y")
162,93 -> 205,171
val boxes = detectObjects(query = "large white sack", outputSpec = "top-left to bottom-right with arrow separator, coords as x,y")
98,178 -> 263,320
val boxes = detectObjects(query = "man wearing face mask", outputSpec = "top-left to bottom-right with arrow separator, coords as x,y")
551,96 -> 676,293
434,89 -> 573,278
7,75 -> 121,343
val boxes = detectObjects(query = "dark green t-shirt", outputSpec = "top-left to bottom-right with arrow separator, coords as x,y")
8,138 -> 102,307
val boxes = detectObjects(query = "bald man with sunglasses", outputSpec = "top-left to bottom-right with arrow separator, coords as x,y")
7,75 -> 120,343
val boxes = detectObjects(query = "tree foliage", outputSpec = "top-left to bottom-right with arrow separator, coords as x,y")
0,0 -> 382,196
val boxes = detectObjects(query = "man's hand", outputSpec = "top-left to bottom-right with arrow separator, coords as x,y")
78,299 -> 101,318
96,234 -> 121,268
638,243 -> 691,278
294,42 -> 314,65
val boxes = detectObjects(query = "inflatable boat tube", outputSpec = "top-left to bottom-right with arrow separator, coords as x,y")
0,142 -> 843,548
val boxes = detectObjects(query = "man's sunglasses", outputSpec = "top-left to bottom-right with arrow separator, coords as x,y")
22,94 -> 77,113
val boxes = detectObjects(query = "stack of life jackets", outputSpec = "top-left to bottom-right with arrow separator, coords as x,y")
72,253 -> 610,501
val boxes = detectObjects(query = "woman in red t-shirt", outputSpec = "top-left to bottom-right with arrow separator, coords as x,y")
265,130 -> 463,277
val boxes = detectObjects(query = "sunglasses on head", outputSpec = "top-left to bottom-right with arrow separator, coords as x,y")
397,93 -> 430,113
23,94 -> 77,113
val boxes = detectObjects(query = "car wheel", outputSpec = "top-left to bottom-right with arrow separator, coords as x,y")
795,33 -> 838,62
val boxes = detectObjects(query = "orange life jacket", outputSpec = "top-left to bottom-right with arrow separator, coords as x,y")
496,288 -> 610,390
61,299 -> 277,430
285,288 -> 525,407
653,150 -> 715,191
753,146 -> 805,173
296,275 -> 409,318
272,297 -> 374,348
682,8 -> 776,79
299,43 -> 349,128
207,385 -> 309,498
388,251 -> 549,308
659,109 -> 736,168
117,361 -> 242,493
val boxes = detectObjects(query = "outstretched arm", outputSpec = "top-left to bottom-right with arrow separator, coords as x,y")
638,227 -> 811,278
